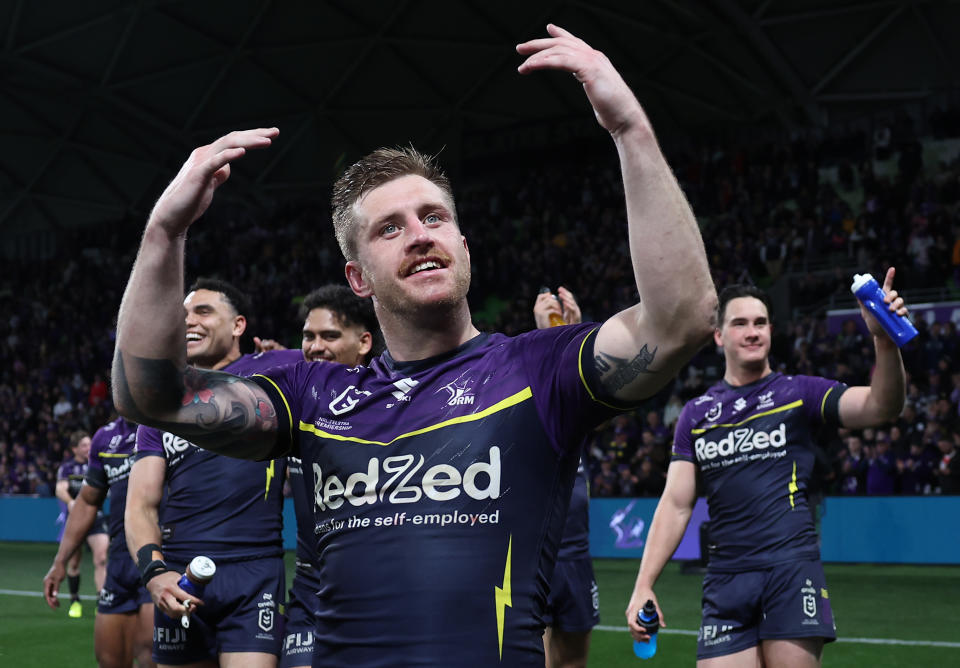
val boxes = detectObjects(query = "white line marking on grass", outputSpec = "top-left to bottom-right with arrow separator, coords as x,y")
594,625 -> 960,648
0,588 -> 97,601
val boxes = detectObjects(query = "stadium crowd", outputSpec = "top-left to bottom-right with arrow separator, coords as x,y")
3,106 -> 960,499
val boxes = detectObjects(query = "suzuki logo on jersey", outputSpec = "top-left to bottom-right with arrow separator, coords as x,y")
329,385 -> 372,416
313,446 -> 501,511
386,377 -> 419,408
733,397 -> 747,413
694,423 -> 787,460
758,391 -> 775,409
162,432 -> 195,457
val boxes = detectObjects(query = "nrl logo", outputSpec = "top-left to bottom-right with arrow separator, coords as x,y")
705,402 -> 722,422
801,579 -> 817,618
329,385 -> 372,416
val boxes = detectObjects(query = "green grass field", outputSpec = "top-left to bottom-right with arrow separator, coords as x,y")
1,542 -> 957,666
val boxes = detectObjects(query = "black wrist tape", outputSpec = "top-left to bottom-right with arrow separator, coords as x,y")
136,543 -> 162,571
140,559 -> 169,586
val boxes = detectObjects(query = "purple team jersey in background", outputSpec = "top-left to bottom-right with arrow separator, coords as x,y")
672,372 -> 845,572
85,417 -> 138,558
135,349 -> 302,564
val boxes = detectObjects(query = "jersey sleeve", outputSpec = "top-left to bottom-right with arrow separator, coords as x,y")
83,426 -> 109,488
796,375 -> 847,427
517,323 -> 640,454
135,424 -> 166,460
670,401 -> 697,463
249,360 -> 315,459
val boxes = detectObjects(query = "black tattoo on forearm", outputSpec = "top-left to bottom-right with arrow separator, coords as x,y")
596,345 -> 659,393
112,351 -> 279,459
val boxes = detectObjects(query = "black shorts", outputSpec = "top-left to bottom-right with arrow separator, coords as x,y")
697,559 -> 837,660
88,511 -> 109,536
152,556 -> 285,664
98,552 -> 151,614
280,567 -> 320,668
542,556 -> 600,633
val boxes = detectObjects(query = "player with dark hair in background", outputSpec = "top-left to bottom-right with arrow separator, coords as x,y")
627,273 -> 909,668
55,429 -> 109,618
125,278 -> 302,668
44,417 -> 156,668
277,284 -> 379,668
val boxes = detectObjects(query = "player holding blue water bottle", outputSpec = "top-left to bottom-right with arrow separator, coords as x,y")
627,269 -> 911,667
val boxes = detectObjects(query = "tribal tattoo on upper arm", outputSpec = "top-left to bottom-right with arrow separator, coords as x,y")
113,352 -> 281,459
594,344 -> 659,394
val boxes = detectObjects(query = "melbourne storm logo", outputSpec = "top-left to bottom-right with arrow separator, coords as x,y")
608,500 -> 646,549
438,371 -> 475,406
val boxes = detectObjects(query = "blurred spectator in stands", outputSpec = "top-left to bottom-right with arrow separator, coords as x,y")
87,373 -> 108,407
837,434 -> 868,494
662,394 -> 684,431
644,410 -> 669,445
633,457 -> 666,498
52,394 -> 73,420
592,459 -> 618,498
898,440 -> 937,495
865,435 -> 897,495
935,435 -> 960,494
616,464 -> 640,497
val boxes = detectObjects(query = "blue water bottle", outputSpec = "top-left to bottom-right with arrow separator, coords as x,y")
633,600 -> 659,659
177,556 -> 215,628
850,273 -> 918,347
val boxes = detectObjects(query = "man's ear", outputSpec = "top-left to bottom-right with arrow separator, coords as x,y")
233,314 -> 247,338
345,261 -> 372,298
713,327 -> 723,348
358,331 -> 373,358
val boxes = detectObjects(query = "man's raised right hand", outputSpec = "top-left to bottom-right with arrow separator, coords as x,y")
148,128 -> 278,237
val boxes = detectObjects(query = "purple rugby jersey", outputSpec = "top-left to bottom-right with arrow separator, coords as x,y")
57,457 -> 87,501
135,349 -> 302,564
85,417 -> 138,558
251,324 -> 626,667
672,372 -> 846,572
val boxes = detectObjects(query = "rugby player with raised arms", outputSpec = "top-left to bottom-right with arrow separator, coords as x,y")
112,25 -> 716,666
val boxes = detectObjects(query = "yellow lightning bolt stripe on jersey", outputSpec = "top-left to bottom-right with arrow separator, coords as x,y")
494,535 -> 513,660
788,460 -> 799,508
265,460 -> 275,500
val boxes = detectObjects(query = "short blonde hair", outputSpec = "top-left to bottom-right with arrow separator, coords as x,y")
331,147 -> 455,261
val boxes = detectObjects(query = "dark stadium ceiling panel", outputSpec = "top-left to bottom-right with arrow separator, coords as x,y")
0,0 -> 957,238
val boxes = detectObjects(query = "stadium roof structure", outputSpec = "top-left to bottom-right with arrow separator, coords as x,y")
1,0 -> 958,243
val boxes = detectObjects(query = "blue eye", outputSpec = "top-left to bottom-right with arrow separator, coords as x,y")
425,214 -> 440,224
380,223 -> 398,236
